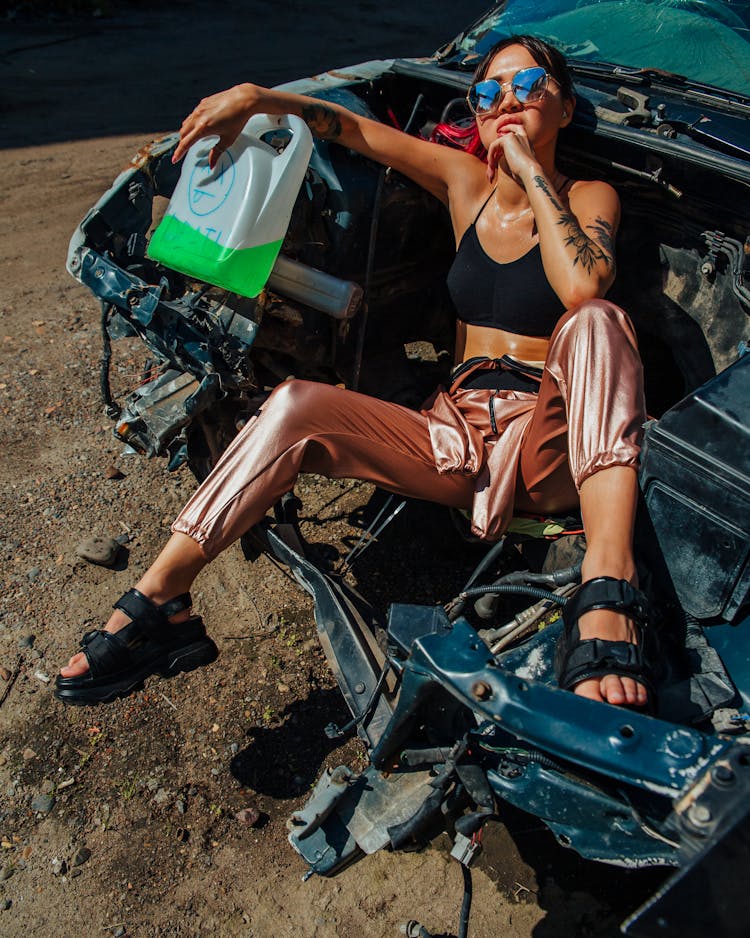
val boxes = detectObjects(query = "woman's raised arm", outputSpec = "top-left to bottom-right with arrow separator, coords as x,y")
485,127 -> 619,308
172,82 -> 470,207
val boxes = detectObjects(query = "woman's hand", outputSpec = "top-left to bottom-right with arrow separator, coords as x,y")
485,126 -> 540,184
173,84 -> 258,167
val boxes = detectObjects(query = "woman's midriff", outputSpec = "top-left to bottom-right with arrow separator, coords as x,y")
455,320 -> 550,367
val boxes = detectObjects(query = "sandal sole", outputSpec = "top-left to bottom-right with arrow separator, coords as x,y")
54,638 -> 219,706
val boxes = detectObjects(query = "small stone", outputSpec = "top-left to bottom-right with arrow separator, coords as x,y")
40,779 -> 55,794
17,635 -> 35,650
175,798 -> 186,815
0,667 -> 10,682
210,768 -> 219,777
277,683 -> 290,694
31,792 -> 55,814
27,567 -> 40,582
234,805 -> 261,827
30,649 -> 43,660
104,465 -> 125,480
0,867 -> 14,882
34,671 -> 50,684
153,788 -> 170,806
113,926 -> 126,937
51,857 -> 67,876
75,535 -> 120,567
72,846 -> 91,867
22,748 -> 37,761
146,778 -> 159,792
0,898 -> 11,910
229,743 -> 239,755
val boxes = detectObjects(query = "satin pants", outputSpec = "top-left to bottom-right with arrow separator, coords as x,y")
172,300 -> 646,558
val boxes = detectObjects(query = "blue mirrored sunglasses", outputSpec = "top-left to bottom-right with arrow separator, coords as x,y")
467,66 -> 551,115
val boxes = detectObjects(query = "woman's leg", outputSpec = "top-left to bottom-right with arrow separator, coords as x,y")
514,300 -> 647,705
62,380 -> 475,677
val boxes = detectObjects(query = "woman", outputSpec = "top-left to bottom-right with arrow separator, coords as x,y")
57,36 -> 652,709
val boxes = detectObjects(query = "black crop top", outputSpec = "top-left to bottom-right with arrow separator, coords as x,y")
446,194 -> 566,338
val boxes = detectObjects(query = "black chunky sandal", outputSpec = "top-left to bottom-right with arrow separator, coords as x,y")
554,576 -> 655,707
55,589 -> 218,705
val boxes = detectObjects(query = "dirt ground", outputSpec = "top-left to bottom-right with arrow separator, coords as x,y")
0,4 -> 668,936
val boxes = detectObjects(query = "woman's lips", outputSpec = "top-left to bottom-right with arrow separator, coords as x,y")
495,116 -> 523,133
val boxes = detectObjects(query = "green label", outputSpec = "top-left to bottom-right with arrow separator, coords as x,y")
147,214 -> 283,298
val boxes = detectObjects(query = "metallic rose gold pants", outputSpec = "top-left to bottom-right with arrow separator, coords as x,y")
172,300 -> 645,557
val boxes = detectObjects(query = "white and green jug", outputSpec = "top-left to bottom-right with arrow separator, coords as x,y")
148,114 -> 313,297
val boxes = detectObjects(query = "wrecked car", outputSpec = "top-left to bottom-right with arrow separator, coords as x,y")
67,1 -> 750,934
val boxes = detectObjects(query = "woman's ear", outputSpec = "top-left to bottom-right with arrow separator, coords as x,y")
561,96 -> 576,127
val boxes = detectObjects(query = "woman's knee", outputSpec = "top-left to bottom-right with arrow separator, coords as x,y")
263,379 -> 328,430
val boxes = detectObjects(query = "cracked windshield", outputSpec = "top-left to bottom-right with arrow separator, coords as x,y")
458,0 -> 750,95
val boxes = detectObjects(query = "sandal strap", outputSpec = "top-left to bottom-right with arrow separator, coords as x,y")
563,576 -> 648,631
555,577 -> 655,703
113,588 -> 192,630
80,589 -> 203,678
81,630 -> 133,678
556,637 -> 653,693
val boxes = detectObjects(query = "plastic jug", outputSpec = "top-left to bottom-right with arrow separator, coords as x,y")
147,114 -> 313,297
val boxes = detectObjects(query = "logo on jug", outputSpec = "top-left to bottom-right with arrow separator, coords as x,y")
188,150 -> 236,218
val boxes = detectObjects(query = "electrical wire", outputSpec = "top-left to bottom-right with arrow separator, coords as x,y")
458,864 -> 473,938
459,583 -> 571,605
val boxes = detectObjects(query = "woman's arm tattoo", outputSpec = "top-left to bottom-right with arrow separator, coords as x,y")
532,175 -> 564,211
300,103 -> 342,140
558,213 -> 615,272
532,176 -> 615,273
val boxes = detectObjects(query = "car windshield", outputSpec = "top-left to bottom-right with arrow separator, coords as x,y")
455,0 -> 750,97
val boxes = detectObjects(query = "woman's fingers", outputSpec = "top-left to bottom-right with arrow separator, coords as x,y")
172,86 -> 252,164
485,137 -> 505,181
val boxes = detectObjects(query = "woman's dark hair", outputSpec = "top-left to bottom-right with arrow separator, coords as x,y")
473,35 -> 575,103
431,34 -> 574,157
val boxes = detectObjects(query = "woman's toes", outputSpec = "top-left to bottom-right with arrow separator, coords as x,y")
600,674 -> 627,706
600,674 -> 648,707
572,677 -> 605,702
59,652 -> 89,679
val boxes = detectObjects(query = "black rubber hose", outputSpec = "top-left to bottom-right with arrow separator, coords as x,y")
388,787 -> 444,850
459,583 -> 570,605
458,864 -> 473,938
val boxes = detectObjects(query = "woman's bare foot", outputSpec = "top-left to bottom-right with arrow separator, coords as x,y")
573,606 -> 647,707
573,467 -> 648,707
59,532 -> 208,679
59,597 -> 193,678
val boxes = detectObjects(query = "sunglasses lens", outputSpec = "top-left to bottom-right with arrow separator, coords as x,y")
469,79 -> 502,115
512,67 -> 548,103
